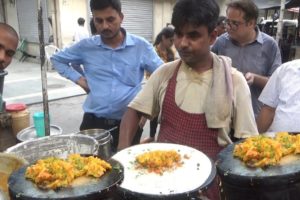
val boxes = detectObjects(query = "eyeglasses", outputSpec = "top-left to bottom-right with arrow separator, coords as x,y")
224,19 -> 245,30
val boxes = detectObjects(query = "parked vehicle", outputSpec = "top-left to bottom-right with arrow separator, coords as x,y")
259,19 -> 298,62
258,19 -> 298,38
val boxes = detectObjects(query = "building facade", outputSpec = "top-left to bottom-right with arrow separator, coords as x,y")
0,0 -> 228,62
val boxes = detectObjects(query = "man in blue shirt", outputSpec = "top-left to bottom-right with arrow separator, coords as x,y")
51,0 -> 163,151
211,0 -> 281,117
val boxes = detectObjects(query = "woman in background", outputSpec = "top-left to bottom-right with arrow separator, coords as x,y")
141,27 -> 175,143
153,27 -> 175,63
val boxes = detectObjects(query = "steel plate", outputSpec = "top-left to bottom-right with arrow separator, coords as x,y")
5,134 -> 99,164
16,125 -> 62,142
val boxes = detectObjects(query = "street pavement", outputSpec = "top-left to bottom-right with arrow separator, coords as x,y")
4,58 -> 85,105
3,58 -> 85,134
3,58 -> 151,138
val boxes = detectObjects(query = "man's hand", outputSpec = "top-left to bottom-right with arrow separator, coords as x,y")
117,108 -> 141,151
76,77 -> 90,93
244,72 -> 269,89
244,72 -> 255,86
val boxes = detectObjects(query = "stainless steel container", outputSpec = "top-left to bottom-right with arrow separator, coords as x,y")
5,134 -> 98,164
77,129 -> 113,160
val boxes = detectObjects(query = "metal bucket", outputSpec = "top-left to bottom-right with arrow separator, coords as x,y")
77,129 -> 113,160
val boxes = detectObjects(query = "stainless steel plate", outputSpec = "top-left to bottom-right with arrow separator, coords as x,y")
16,125 -> 62,142
5,134 -> 99,164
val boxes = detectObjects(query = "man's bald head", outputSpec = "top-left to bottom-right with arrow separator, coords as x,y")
0,23 -> 19,70
0,23 -> 19,41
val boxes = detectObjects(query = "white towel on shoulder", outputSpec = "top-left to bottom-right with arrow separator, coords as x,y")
204,55 -> 233,128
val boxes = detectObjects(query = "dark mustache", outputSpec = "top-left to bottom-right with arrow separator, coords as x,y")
101,29 -> 112,34
177,46 -> 189,52
178,49 -> 190,54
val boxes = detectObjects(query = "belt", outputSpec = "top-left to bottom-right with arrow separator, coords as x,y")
98,117 -> 120,126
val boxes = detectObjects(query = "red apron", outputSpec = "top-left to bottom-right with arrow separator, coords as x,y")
158,61 -> 222,200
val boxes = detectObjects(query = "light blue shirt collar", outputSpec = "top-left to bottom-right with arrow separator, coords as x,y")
97,28 -> 135,49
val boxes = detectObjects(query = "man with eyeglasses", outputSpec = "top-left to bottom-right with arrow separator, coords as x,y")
211,0 -> 281,117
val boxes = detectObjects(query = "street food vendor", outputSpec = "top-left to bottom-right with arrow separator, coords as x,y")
50,0 -> 163,151
118,0 -> 258,199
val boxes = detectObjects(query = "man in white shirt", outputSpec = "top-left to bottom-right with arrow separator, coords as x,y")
72,17 -> 89,75
74,17 -> 89,42
257,59 -> 300,132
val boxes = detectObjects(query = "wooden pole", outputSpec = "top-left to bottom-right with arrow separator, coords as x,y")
0,0 -> 6,22
37,0 -> 50,136
276,0 -> 286,43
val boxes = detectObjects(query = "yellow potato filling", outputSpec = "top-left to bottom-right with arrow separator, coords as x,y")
135,150 -> 183,175
25,154 -> 111,189
233,132 -> 300,168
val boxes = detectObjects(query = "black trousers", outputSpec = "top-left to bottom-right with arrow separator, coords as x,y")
80,113 -> 143,152
150,116 -> 159,138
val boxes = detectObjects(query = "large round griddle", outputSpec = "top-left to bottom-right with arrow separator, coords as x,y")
217,142 -> 300,187
118,162 -> 216,200
8,158 -> 123,200
113,143 -> 215,199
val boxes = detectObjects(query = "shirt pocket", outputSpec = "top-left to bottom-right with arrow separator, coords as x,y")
116,64 -> 141,87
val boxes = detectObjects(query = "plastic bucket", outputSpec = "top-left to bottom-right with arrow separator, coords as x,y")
33,112 -> 45,137
32,111 -> 52,137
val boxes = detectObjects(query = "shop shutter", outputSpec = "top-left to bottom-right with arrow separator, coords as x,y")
16,0 -> 50,43
0,0 -> 4,22
121,0 -> 153,42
